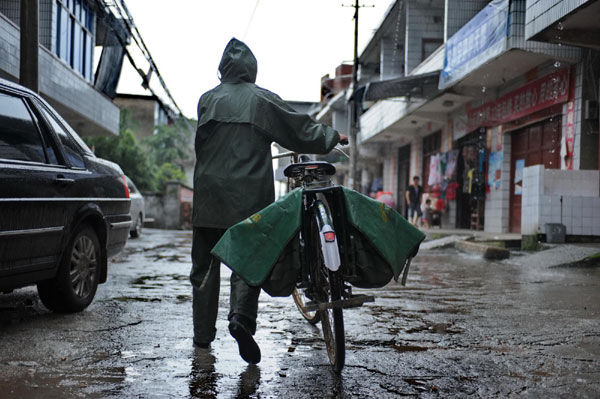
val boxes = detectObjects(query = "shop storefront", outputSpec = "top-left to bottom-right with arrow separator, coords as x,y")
456,66 -> 572,233
508,117 -> 561,232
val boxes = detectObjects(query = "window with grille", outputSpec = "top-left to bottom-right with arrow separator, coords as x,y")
55,0 -> 95,81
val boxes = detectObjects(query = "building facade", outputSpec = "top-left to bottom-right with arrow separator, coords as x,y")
114,93 -> 175,141
342,0 -> 599,239
0,0 -> 125,137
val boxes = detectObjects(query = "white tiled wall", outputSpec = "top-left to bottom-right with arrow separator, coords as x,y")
485,131 -> 512,233
405,0 -> 444,74
525,0 -> 591,39
444,0 -> 489,42
0,12 -> 20,79
380,37 -> 404,80
510,0 -> 581,61
0,0 -> 57,52
522,165 -> 600,236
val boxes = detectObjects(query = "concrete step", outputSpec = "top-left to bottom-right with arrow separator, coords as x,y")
455,240 -> 510,260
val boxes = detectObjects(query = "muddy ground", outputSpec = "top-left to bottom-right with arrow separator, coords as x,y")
1,228 -> 599,398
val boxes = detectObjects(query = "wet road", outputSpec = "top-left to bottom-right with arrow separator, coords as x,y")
1,228 -> 599,398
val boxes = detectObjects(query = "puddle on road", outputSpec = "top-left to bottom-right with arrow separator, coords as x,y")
406,322 -> 463,335
145,254 -> 186,262
392,344 -> 429,352
131,274 -> 188,286
112,296 -> 161,303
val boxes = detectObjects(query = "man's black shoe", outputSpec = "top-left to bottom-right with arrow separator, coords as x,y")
229,316 -> 261,364
193,339 -> 210,348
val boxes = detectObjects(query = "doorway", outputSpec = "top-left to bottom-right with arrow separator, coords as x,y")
397,145 -> 411,218
509,118 -> 561,233
456,130 -> 487,229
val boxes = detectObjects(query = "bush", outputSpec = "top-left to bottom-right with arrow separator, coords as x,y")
156,162 -> 187,191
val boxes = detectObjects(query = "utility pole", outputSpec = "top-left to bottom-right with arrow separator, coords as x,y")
347,0 -> 372,191
348,0 -> 360,191
20,0 -> 39,93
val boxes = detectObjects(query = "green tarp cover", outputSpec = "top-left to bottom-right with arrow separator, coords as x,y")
211,188 -> 303,286
342,187 -> 425,279
211,187 -> 425,290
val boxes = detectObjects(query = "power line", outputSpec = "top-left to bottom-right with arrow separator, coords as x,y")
95,0 -> 193,132
243,0 -> 261,40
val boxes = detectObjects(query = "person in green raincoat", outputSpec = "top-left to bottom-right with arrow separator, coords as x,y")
191,38 -> 346,364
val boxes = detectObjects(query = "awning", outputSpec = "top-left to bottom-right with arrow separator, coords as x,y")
356,71 -> 440,102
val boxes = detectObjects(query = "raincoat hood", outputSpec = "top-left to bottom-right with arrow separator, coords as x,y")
218,38 -> 257,84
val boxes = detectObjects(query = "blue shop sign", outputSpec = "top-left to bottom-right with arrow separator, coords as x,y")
439,0 -> 509,89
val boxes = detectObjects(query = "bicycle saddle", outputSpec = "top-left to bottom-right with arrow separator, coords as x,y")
283,161 -> 336,177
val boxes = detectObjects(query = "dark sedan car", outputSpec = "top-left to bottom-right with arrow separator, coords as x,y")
0,78 -> 131,312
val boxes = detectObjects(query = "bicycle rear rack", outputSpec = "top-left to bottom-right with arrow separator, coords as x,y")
303,294 -> 374,312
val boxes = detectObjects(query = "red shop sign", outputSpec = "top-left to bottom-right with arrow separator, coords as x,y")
466,67 -> 570,131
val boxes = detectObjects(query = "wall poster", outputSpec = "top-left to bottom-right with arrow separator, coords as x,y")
488,151 -> 504,190
514,159 -> 524,195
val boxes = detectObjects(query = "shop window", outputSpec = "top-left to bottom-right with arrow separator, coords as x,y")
421,38 -> 443,62
55,0 -> 95,82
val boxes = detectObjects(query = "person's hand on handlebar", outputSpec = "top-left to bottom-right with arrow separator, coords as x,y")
339,134 -> 349,146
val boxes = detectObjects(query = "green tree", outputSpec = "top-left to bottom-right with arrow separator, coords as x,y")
143,117 -> 194,191
143,118 -> 193,166
85,128 -> 157,192
85,111 -> 194,193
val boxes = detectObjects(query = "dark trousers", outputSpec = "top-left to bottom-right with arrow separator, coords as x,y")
190,227 -> 261,344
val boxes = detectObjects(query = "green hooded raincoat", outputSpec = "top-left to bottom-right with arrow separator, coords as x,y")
193,38 -> 340,228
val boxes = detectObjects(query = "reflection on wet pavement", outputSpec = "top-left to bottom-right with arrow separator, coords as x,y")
1,228 -> 599,398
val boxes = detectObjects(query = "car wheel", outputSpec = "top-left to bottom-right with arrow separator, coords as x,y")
38,225 -> 101,312
130,213 -> 142,238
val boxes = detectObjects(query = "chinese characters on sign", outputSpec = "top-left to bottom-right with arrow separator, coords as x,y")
466,67 -> 570,132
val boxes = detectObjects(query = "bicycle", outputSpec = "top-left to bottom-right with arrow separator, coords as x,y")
274,150 -> 375,372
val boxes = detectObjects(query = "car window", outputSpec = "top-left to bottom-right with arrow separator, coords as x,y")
0,92 -> 48,163
38,105 -> 86,168
126,177 -> 138,194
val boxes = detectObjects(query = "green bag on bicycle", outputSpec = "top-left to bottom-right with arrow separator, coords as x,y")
341,187 -> 425,288
211,188 -> 304,296
211,187 -> 425,296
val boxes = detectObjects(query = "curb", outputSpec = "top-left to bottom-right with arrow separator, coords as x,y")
455,240 -> 510,260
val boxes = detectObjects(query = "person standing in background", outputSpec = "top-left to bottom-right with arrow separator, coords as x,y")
405,176 -> 423,226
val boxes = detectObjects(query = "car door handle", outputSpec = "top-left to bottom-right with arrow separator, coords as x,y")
55,175 -> 75,185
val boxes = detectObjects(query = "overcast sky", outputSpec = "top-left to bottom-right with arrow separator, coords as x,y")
115,0 -> 395,118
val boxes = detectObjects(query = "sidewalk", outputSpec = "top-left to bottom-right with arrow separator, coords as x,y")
422,227 -> 521,243
419,227 -> 600,266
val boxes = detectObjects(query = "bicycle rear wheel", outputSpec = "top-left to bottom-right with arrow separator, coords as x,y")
292,287 -> 320,325
318,269 -> 345,372
310,200 -> 345,372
